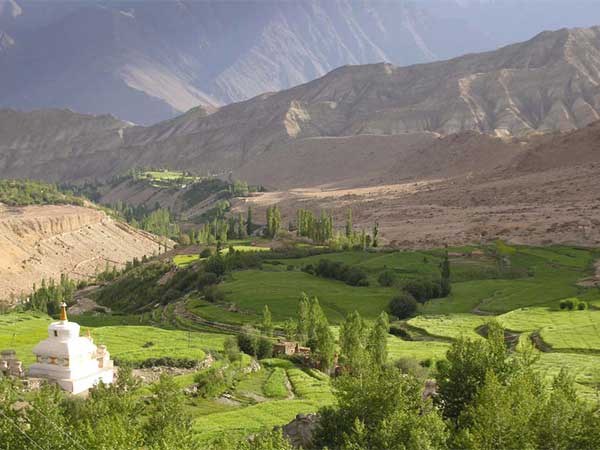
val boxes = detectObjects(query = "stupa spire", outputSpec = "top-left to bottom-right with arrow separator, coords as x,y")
59,302 -> 68,322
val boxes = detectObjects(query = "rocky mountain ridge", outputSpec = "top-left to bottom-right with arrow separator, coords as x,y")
2,0 -> 600,123
1,26 -> 599,185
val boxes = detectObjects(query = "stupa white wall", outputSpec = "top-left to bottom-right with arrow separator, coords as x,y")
29,303 -> 113,394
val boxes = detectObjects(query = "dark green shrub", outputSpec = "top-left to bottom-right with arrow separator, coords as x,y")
205,255 -> 226,276
378,270 -> 396,287
402,278 -> 441,303
204,285 -> 225,303
200,248 -> 212,258
389,291 -> 418,319
256,337 -> 273,359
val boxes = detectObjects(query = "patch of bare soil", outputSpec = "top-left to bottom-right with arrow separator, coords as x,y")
578,261 -> 600,288
237,162 -> 600,249
68,286 -> 109,315
0,204 -> 170,302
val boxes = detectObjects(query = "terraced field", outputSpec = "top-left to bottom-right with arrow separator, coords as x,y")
0,313 -> 230,366
3,243 -> 600,441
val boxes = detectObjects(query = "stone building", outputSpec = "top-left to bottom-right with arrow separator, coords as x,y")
28,303 -> 114,394
0,349 -> 24,378
273,340 -> 311,357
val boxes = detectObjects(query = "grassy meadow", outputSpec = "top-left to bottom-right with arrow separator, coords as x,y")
3,242 -> 600,442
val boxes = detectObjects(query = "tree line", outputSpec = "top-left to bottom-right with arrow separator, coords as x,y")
21,274 -> 77,316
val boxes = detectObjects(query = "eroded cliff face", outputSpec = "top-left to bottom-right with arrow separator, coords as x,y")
0,204 -> 166,301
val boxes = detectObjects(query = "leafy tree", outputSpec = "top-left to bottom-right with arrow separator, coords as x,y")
345,208 -> 353,238
296,293 -> 310,343
262,305 -> 273,337
372,221 -> 379,247
435,321 -> 515,422
246,206 -> 253,236
367,312 -> 389,367
389,291 -> 418,319
256,336 -> 273,359
440,252 -> 451,297
144,374 -> 199,450
237,326 -> 259,356
283,318 -> 297,340
339,311 -> 369,373
315,367 -> 448,450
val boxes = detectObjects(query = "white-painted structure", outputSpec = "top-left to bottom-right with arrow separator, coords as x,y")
28,303 -> 113,394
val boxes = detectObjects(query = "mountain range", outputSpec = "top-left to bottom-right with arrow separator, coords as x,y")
2,0 -> 600,124
1,25 -> 599,185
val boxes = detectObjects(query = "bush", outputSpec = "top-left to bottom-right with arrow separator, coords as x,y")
114,357 -> 199,369
314,259 -> 369,287
378,270 -> 396,287
204,285 -> 225,303
194,367 -> 231,398
389,291 -> 418,319
200,248 -> 212,258
394,357 -> 429,379
286,265 -> 295,271
223,337 -> 241,362
256,337 -> 273,359
302,264 -> 315,275
560,297 -> 586,311
206,254 -> 226,276
402,278 -> 441,303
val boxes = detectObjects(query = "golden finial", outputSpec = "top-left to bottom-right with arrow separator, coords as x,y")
59,302 -> 68,322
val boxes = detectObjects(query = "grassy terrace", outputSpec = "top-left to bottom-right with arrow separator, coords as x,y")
3,243 -> 600,441
0,313 -> 230,367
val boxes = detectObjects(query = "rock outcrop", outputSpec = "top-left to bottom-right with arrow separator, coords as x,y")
281,413 -> 320,449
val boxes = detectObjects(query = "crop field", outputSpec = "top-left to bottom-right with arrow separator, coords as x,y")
407,314 -> 487,341
221,270 -> 395,323
263,367 -> 289,398
173,245 -> 271,268
0,312 -> 52,365
191,360 -> 332,443
3,243 -> 600,442
0,314 -> 230,366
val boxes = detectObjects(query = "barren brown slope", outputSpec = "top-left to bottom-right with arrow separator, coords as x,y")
0,204 -> 167,301
234,120 -> 600,249
1,26 -> 599,183
115,26 -> 600,178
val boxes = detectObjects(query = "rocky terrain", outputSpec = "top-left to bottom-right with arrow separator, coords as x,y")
0,204 -> 167,301
1,26 -> 599,184
233,121 -> 600,249
1,0 -> 599,124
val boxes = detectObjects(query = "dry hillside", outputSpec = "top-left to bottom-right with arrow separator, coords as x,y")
0,204 -> 168,300
1,27 -> 599,183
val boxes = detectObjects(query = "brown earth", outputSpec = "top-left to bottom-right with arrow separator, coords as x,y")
2,27 -> 600,183
233,122 -> 600,249
0,204 -> 169,301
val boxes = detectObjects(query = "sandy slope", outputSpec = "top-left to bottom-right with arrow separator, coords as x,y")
0,204 -> 167,301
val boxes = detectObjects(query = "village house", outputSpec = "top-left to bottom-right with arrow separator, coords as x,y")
273,339 -> 311,357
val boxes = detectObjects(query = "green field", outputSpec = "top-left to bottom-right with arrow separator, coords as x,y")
173,245 -> 271,268
221,270 -> 395,323
3,243 -> 600,442
0,314 -> 230,367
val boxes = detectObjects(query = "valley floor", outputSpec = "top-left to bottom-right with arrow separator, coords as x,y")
2,243 -> 600,441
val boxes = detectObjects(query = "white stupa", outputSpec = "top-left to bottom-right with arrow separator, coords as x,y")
29,303 -> 114,394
